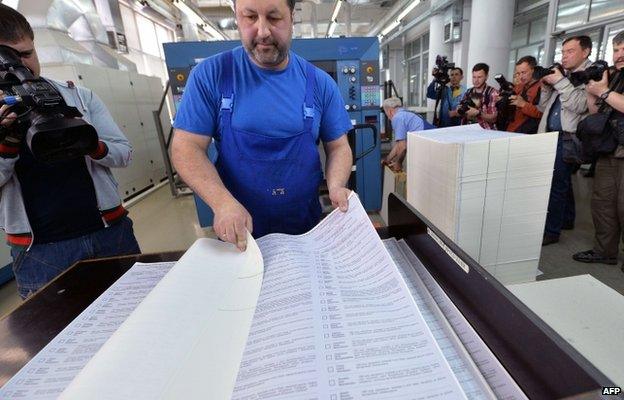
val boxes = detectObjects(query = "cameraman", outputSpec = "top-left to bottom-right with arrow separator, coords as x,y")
426,67 -> 465,127
0,5 -> 140,299
573,32 -> 624,266
506,56 -> 543,134
539,35 -> 592,246
459,63 -> 499,129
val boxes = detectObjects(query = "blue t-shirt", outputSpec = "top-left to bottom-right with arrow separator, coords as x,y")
173,46 -> 352,143
392,108 -> 425,141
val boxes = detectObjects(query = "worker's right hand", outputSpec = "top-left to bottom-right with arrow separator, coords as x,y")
213,198 -> 253,252
0,90 -> 18,128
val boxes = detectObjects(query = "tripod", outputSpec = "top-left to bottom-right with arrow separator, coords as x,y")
432,80 -> 447,127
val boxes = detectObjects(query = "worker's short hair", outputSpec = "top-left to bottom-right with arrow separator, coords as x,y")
614,31 -> 624,46
0,4 -> 34,43
233,0 -> 296,12
382,97 -> 402,109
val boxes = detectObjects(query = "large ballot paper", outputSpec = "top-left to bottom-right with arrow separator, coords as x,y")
2,194 -> 469,399
406,126 -> 558,285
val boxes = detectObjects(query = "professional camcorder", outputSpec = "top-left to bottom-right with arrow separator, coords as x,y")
494,74 -> 515,131
0,44 -> 98,163
532,63 -> 564,81
569,60 -> 610,86
432,55 -> 455,85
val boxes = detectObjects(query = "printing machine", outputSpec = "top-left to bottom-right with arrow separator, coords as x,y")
0,194 -> 616,399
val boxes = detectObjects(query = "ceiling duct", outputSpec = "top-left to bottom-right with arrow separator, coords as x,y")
17,0 -> 135,71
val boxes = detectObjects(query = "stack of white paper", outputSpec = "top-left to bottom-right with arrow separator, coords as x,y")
406,125 -> 557,284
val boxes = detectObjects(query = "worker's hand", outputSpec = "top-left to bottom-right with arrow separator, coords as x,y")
388,161 -> 403,172
329,187 -> 350,212
213,198 -> 253,252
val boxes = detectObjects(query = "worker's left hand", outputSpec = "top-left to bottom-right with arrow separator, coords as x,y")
329,187 -> 350,212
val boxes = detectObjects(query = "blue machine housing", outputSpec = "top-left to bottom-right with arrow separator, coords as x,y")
163,37 -> 382,227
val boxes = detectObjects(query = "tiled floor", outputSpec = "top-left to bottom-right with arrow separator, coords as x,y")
1,174 -> 623,318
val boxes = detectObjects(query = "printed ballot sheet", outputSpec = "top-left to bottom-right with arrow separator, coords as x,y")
0,262 -> 176,400
59,234 -> 264,400
232,194 -> 467,399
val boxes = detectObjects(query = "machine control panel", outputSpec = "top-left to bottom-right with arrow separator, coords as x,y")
360,61 -> 380,109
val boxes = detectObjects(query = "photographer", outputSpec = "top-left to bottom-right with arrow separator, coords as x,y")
539,35 -> 592,246
458,63 -> 499,129
506,56 -> 543,134
573,32 -> 624,266
426,66 -> 465,127
0,5 -> 140,299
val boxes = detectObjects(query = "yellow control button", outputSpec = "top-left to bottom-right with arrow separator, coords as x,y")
176,73 -> 185,81
366,66 -> 374,73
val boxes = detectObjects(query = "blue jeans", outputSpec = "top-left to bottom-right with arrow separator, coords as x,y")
10,216 -> 141,299
545,136 -> 575,236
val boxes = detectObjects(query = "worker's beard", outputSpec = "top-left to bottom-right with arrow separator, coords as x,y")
247,38 -> 289,68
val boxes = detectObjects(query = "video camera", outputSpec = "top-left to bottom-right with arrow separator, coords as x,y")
569,60 -> 610,87
432,55 -> 455,85
532,63 -> 564,81
0,44 -> 98,163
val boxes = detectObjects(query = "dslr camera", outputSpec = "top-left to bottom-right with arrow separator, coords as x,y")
0,44 -> 98,163
457,97 -> 478,116
493,74 -> 515,131
532,63 -> 565,81
432,55 -> 455,85
569,60 -> 610,86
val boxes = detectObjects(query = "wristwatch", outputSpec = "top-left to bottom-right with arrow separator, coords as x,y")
600,89 -> 612,101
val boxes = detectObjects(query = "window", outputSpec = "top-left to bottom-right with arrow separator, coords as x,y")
508,12 -> 547,76
136,15 -> 160,57
555,0 -> 624,32
556,0 -> 590,31
120,4 -> 141,51
405,33 -> 429,107
589,0 -> 624,23
119,2 -> 176,82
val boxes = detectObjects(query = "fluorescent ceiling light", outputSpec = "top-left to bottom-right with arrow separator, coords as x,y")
380,20 -> 400,37
326,21 -> 337,37
330,0 -> 343,23
396,0 -> 421,21
379,0 -> 421,38
173,0 -> 225,39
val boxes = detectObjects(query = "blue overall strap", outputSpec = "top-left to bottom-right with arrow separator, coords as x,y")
218,50 -> 234,139
303,62 -> 316,133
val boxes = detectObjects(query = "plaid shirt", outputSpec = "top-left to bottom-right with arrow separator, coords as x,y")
461,85 -> 499,129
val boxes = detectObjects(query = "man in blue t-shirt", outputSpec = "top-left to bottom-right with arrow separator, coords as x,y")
172,0 -> 353,251
381,97 -> 425,171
